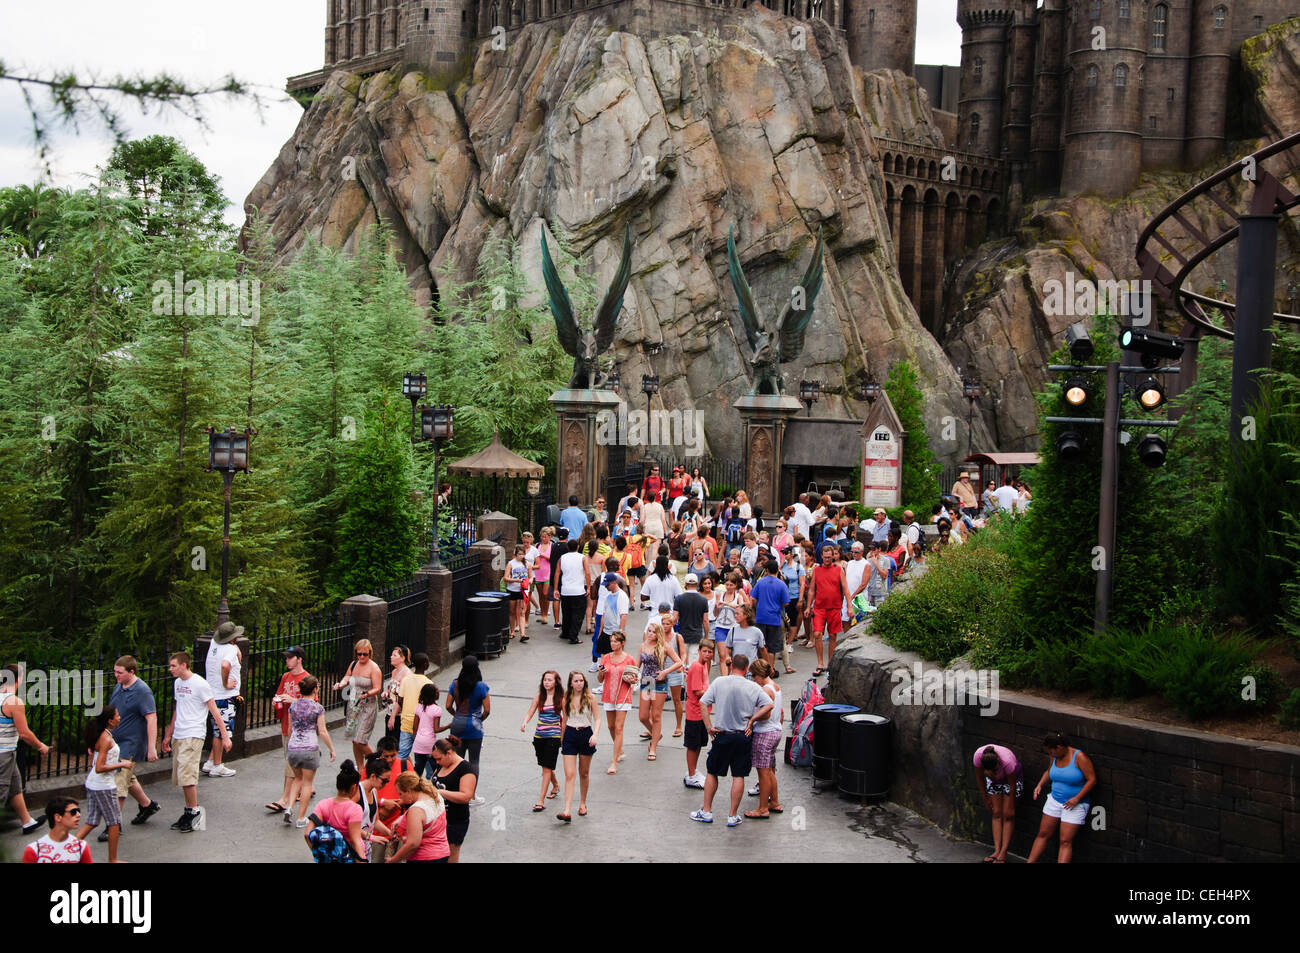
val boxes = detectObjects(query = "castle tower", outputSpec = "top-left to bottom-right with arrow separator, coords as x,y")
404,0 -> 474,72
1059,0 -> 1145,196
1184,0 -> 1234,165
956,0 -> 1016,156
846,0 -> 918,75
1028,0 -> 1068,193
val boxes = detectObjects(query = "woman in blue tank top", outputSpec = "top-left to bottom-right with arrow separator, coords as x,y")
1028,731 -> 1097,863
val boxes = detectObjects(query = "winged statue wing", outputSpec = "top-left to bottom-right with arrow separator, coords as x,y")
726,224 -> 763,353
541,231 -> 580,357
776,227 -> 825,362
593,223 -> 633,352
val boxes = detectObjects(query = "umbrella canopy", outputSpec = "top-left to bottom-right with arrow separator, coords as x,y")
446,431 -> 545,478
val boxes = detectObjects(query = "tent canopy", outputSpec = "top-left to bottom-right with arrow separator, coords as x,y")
446,431 -> 545,478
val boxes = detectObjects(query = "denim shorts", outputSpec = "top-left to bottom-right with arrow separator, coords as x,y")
640,677 -> 668,695
666,671 -> 684,688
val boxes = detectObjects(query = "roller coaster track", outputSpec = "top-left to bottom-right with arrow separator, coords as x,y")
1135,130 -> 1300,339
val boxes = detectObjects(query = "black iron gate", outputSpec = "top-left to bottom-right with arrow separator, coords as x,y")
379,576 -> 428,658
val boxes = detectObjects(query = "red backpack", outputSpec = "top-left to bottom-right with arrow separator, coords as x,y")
789,678 -> 824,767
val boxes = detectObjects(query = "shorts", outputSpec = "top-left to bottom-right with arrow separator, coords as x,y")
665,670 -> 684,688
759,623 -> 784,654
446,817 -> 470,846
602,702 -> 633,713
683,719 -> 708,751
561,725 -> 595,756
985,776 -> 1024,798
83,787 -> 122,828
705,731 -> 753,778
713,627 -> 732,646
287,748 -> 321,772
171,736 -> 204,787
508,589 -> 523,600
280,734 -> 296,780
533,737 -> 561,770
114,766 -> 141,798
1043,794 -> 1088,825
783,603 -> 802,628
0,750 -> 23,802
628,567 -> 647,578
640,677 -> 668,695
751,731 -> 781,770
811,607 -> 843,635
211,697 -> 237,738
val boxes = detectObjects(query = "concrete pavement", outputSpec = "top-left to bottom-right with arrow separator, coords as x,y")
2,604 -> 986,863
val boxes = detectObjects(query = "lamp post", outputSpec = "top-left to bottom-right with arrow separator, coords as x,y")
641,373 -> 659,419
799,379 -> 820,416
858,376 -> 882,403
402,373 -> 426,444
420,405 -> 455,569
205,426 -> 254,628
962,374 -> 982,458
606,369 -> 620,395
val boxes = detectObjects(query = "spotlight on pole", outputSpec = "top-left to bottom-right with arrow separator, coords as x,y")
1056,430 -> 1085,461
1118,326 -> 1184,370
1135,376 -> 1165,410
1063,376 -> 1091,407
1065,322 -> 1094,363
1137,433 -> 1167,468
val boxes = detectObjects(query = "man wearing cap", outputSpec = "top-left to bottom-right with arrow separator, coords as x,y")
267,646 -> 311,814
202,621 -> 242,778
590,573 -> 630,674
674,574 -> 711,665
952,472 -> 979,516
860,507 -> 893,544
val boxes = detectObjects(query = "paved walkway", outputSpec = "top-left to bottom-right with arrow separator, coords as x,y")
2,605 -> 984,863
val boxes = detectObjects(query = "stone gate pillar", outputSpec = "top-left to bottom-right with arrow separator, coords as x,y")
549,388 -> 621,506
733,394 -> 803,514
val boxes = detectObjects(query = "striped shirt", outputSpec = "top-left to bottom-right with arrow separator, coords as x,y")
535,703 -> 562,739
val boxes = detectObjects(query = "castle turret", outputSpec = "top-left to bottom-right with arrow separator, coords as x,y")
847,0 -> 918,75
1028,0 -> 1068,192
404,0 -> 472,73
1184,0 -> 1234,164
956,0 -> 1016,156
1060,0 -> 1145,196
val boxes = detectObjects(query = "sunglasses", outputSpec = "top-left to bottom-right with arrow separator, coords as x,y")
356,651 -> 370,657
63,807 -> 82,815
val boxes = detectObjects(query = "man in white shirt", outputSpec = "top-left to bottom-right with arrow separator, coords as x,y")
993,481 -> 1019,512
843,543 -> 870,619
203,622 -> 242,779
557,539 -> 589,645
740,534 -> 761,573
162,651 -> 231,833
592,573 -> 631,672
789,493 -> 814,541
900,510 -> 923,564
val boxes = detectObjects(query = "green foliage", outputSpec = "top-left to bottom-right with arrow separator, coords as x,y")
1278,688 -> 1300,730
883,362 -> 941,505
872,520 -> 1020,664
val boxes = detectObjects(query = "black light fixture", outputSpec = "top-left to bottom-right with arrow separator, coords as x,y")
799,379 -> 820,415
205,425 -> 255,628
641,374 -> 659,397
858,376 -> 882,403
963,372 -> 982,457
1065,322 -> 1094,363
1056,430 -> 1085,461
1119,326 -> 1184,369
606,369 -> 620,394
1138,433 -> 1167,467
402,373 -> 426,443
1063,376 -> 1092,407
419,405 -> 455,569
1135,376 -> 1165,410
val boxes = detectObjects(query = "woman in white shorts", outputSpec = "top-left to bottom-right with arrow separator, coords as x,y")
596,633 -> 638,775
1028,731 -> 1096,863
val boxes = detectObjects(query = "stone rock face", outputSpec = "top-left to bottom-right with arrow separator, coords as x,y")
246,8 -> 993,460
1243,19 -> 1300,142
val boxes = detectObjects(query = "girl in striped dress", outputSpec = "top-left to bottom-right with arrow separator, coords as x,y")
522,670 -> 564,811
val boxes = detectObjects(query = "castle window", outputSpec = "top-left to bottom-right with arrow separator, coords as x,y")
970,113 -> 981,141
1152,4 -> 1167,51
1167,87 -> 1174,102
1090,0 -> 1101,19
1253,14 -> 1263,28
424,8 -> 429,20
1214,5 -> 1226,28
1119,0 -> 1130,17
1114,63 -> 1128,86
1149,115 -> 1158,131
974,57 -> 983,79
1087,64 -> 1099,86
869,9 -> 875,28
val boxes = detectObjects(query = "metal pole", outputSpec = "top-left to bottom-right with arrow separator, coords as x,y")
429,439 -> 442,569
218,471 -> 233,627
967,397 -> 974,458
1094,361 -> 1120,634
1231,213 -> 1278,461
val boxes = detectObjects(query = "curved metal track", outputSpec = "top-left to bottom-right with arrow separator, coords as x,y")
1135,130 -> 1300,339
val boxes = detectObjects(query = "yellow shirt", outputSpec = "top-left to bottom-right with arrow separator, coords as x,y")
398,673 -> 431,734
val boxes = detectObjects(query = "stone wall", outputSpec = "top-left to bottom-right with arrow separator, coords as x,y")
829,630 -> 1300,861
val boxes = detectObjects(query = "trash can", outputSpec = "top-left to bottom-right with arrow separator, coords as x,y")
473,591 -> 509,643
465,597 -> 499,657
837,713 -> 891,797
811,703 -> 860,782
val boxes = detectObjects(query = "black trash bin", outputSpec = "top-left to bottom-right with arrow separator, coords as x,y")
465,597 -> 498,657
837,713 -> 891,797
811,703 -> 860,782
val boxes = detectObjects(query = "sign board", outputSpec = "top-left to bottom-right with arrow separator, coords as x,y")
860,388 -> 906,509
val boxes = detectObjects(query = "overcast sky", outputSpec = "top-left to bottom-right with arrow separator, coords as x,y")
1,1 -> 963,226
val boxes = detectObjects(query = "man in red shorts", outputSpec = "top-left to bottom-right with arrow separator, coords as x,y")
805,543 -> 848,678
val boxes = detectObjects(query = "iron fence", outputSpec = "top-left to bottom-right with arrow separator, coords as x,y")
447,550 -> 480,640
242,606 -> 356,731
377,576 -> 428,659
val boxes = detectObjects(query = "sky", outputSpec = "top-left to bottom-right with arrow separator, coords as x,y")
0,1 -> 963,227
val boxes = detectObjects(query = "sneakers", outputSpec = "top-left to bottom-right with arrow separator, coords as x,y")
689,809 -> 713,823
97,828 -> 114,843
588,662 -> 600,674
170,811 -> 195,833
207,765 -> 236,778
130,801 -> 161,825
20,818 -> 42,835
470,796 -> 486,806
727,815 -> 743,827
748,782 -> 760,797
283,810 -> 293,825
683,774 -> 705,790
201,759 -> 214,773
294,817 -> 307,828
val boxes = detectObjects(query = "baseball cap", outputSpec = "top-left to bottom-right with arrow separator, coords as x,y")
602,572 -> 620,587
684,573 -> 699,585
283,645 -> 306,659
657,602 -> 673,613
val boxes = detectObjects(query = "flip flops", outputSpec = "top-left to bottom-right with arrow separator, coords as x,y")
532,804 -> 545,812
744,811 -> 770,819
265,802 -> 286,813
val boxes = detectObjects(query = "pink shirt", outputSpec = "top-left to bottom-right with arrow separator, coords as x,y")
973,744 -> 1022,782
413,703 -> 443,755
313,796 -> 364,832
396,797 -> 449,861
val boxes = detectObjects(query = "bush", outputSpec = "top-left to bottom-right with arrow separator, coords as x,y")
1278,689 -> 1300,730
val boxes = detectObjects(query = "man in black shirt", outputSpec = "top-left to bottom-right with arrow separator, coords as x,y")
674,574 -> 711,666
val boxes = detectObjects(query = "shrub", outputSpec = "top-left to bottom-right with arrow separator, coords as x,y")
1142,628 -> 1274,719
884,362 -> 941,505
1277,689 -> 1300,730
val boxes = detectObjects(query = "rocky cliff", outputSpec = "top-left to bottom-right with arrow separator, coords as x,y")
246,7 -> 993,461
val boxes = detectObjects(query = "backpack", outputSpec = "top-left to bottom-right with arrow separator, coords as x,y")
909,523 -> 927,556
726,518 -> 746,546
307,819 -> 357,864
788,678 -> 824,767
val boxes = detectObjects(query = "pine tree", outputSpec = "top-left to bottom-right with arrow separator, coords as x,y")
884,361 -> 941,506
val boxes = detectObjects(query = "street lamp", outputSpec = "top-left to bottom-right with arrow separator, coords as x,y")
402,373 -> 426,443
799,379 -> 820,416
641,374 -> 659,419
606,369 -> 620,394
419,404 -> 454,569
858,376 -> 882,403
205,426 -> 254,628
962,374 -> 982,457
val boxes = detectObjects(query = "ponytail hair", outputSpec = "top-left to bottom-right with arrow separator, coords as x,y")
83,706 -> 117,753
980,746 -> 999,771
395,770 -> 443,807
335,759 -> 361,792
1042,731 -> 1069,750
